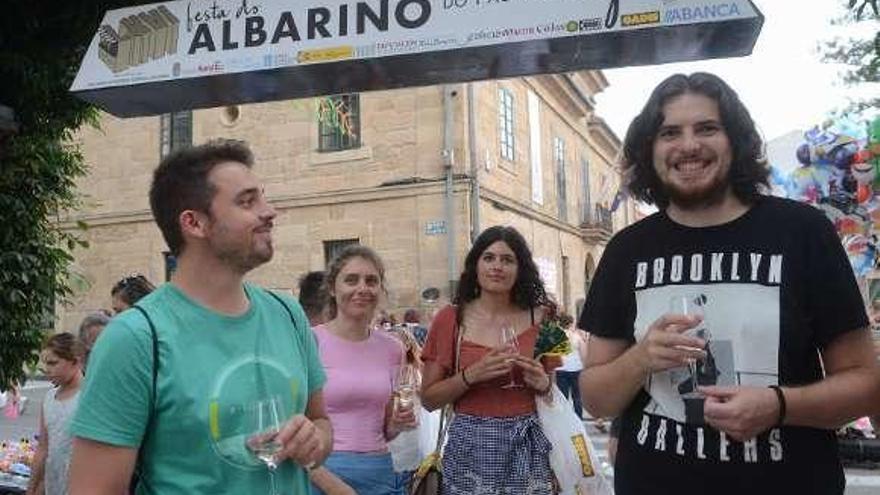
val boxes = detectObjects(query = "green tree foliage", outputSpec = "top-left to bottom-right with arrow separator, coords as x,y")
0,1 -> 140,389
820,1 -> 880,116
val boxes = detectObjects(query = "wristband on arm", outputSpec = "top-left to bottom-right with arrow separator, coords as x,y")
460,369 -> 472,388
768,385 -> 787,427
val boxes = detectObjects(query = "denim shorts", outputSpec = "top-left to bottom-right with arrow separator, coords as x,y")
311,451 -> 404,495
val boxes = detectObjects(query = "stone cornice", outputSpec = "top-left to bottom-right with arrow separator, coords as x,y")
59,179 -> 471,229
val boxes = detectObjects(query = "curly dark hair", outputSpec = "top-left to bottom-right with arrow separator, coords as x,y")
111,274 -> 156,307
454,226 -> 555,322
149,139 -> 254,256
623,72 -> 769,209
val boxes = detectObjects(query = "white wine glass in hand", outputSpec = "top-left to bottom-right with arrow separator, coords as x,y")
393,364 -> 420,424
668,295 -> 705,398
500,324 -> 521,389
245,396 -> 284,495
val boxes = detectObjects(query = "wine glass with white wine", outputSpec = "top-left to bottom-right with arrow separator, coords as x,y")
392,363 -> 420,427
668,294 -> 707,399
244,396 -> 284,495
500,324 -> 521,389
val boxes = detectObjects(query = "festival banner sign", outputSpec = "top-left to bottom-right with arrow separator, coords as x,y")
71,0 -> 763,117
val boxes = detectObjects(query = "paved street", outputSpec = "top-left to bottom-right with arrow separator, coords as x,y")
3,382 -> 879,493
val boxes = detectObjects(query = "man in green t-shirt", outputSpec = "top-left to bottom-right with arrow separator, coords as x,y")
69,139 -> 332,495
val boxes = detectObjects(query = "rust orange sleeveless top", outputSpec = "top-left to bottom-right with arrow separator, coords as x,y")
422,305 -> 539,417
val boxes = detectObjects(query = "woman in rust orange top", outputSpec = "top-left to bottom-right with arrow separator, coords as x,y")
421,225 -> 556,495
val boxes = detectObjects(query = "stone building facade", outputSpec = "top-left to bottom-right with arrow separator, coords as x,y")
57,71 -> 632,331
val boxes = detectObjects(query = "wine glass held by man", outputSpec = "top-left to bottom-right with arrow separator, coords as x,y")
420,225 -> 558,495
310,245 -> 416,495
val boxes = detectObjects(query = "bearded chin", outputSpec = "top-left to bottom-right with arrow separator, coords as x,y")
213,242 -> 273,274
663,172 -> 730,210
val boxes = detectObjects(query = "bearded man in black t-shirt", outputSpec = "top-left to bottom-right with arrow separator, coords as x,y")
578,72 -> 880,495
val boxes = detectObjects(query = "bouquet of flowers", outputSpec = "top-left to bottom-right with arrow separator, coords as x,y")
533,311 -> 573,360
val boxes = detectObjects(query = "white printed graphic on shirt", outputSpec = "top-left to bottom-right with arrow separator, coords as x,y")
635,283 -> 780,424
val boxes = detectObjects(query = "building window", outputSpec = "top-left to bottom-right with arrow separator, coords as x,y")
159,111 -> 192,158
318,94 -> 361,152
554,137 -> 567,221
323,238 -> 360,265
498,88 -> 515,161
580,155 -> 592,224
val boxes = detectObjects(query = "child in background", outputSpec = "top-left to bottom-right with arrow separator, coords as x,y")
26,333 -> 84,495
2,384 -> 26,419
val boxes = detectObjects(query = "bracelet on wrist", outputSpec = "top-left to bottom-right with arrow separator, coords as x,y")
460,369 -> 472,388
768,385 -> 786,427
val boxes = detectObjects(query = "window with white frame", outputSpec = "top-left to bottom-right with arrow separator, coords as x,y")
498,88 -> 515,161
554,137 -> 567,221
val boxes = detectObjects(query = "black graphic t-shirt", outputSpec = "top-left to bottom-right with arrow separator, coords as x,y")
579,196 -> 867,495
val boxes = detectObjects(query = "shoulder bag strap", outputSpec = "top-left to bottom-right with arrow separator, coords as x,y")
130,305 -> 158,417
130,304 -> 158,494
266,290 -> 302,335
433,319 -> 463,453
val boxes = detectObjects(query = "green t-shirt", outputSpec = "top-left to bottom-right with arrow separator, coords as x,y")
71,283 -> 326,494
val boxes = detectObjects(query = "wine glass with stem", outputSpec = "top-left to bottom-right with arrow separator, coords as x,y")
500,323 -> 521,389
244,395 -> 284,495
392,363 -> 420,425
668,295 -> 705,398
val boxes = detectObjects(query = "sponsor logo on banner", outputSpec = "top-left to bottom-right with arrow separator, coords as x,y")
566,18 -> 602,33
535,22 -> 566,35
621,11 -> 660,27
664,2 -> 742,24
467,26 -> 536,43
296,45 -> 354,63
197,61 -> 225,72
369,36 -> 458,56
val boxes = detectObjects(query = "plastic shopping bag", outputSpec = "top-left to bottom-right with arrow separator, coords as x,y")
390,427 -> 422,472
417,407 -> 441,455
536,386 -> 613,495
390,406 -> 441,472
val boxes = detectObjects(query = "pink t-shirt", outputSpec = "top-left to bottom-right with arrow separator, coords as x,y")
313,325 -> 404,452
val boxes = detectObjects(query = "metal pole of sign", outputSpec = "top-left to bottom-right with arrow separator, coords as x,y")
467,83 -> 481,243
443,85 -> 457,300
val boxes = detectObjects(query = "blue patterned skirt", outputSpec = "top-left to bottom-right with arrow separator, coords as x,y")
442,413 -> 554,495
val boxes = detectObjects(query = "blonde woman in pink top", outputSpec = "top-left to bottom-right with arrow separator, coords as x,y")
311,245 -> 417,495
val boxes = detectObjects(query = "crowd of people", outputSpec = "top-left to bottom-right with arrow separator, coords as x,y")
7,72 -> 880,495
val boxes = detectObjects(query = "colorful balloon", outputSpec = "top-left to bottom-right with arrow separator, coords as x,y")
858,183 -> 872,203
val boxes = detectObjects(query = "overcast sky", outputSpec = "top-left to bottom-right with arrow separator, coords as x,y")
595,0 -> 871,142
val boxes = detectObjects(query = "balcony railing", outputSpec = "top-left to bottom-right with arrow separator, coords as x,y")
579,204 -> 613,243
